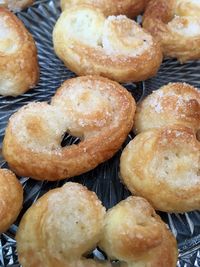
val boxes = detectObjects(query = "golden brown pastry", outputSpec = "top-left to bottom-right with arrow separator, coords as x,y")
0,0 -> 34,11
16,182 -> 178,267
0,8 -> 39,96
53,5 -> 162,83
120,125 -> 200,213
99,196 -> 178,267
0,168 -> 23,233
3,76 -> 136,181
134,82 -> 200,135
60,0 -> 149,18
143,0 -> 200,62
16,182 -> 110,267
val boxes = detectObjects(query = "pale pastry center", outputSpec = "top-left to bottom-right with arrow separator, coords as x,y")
151,147 -> 200,189
43,188 -> 103,261
12,82 -> 117,151
51,82 -> 115,134
63,9 -> 104,46
148,86 -> 199,113
169,0 -> 200,36
0,18 -> 19,53
65,10 -> 153,57
11,104 -> 69,152
175,0 -> 200,16
58,86 -> 112,115
168,16 -> 200,37
102,15 -> 153,57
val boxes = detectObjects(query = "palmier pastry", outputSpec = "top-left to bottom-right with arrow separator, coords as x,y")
99,196 -> 178,267
16,182 -> 177,267
0,168 -> 23,233
0,8 -> 39,96
60,0 -> 149,18
143,0 -> 200,62
134,82 -> 200,135
3,76 -> 136,181
16,182 -> 110,267
120,125 -> 200,213
0,0 -> 34,11
53,5 -> 162,83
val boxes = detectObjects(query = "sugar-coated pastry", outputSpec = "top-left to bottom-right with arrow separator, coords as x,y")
16,182 -> 110,267
99,196 -> 178,267
16,182 -> 178,267
0,8 -> 39,96
143,0 -> 200,62
60,0 -> 149,18
3,76 -> 136,181
53,5 -> 162,83
120,125 -> 200,213
134,82 -> 200,134
0,168 -> 23,233
0,0 -> 34,11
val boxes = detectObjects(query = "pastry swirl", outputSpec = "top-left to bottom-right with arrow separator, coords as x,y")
53,5 -> 162,82
0,8 -> 39,96
60,0 -> 149,18
3,76 -> 136,181
134,82 -> 200,135
16,182 -> 108,267
143,0 -> 200,62
120,125 -> 200,213
0,168 -> 23,233
16,182 -> 178,267
99,196 -> 178,267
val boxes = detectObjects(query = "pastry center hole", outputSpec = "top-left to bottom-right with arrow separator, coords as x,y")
61,132 -> 81,147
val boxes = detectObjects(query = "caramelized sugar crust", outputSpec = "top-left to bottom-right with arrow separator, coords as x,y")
0,8 -> 39,96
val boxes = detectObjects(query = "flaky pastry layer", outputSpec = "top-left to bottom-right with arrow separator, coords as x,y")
99,196 -> 177,267
0,168 -> 23,233
0,8 -> 39,96
16,182 -> 177,267
3,76 -> 136,180
61,0 -> 149,18
143,0 -> 200,62
120,125 -> 200,212
53,5 -> 162,82
16,182 -> 107,267
134,82 -> 200,134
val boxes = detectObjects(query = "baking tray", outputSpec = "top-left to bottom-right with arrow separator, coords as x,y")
0,1 -> 200,266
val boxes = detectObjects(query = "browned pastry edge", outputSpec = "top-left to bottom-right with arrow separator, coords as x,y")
120,125 -> 200,213
99,196 -> 178,266
0,8 -> 39,96
53,5 -> 163,83
0,168 -> 23,233
143,0 -> 200,62
16,182 -> 177,267
3,76 -> 136,181
134,82 -> 200,134
61,0 -> 149,18
16,182 -> 107,267
56,39 -> 163,83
